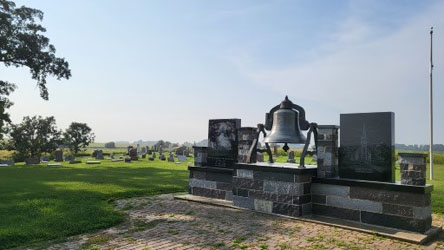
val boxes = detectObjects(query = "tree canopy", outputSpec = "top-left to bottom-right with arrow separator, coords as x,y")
0,0 -> 71,100
8,116 -> 62,159
64,122 -> 95,155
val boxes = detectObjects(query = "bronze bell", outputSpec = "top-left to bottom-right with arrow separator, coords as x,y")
264,96 -> 307,148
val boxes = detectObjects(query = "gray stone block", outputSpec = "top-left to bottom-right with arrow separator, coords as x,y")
233,196 -> 255,210
302,203 -> 312,216
237,169 -> 253,179
272,203 -> 302,217
312,184 -> 350,197
233,177 -> 263,190
225,191 -> 233,201
189,179 -> 216,189
263,180 -> 303,195
382,203 -> 413,217
311,194 -> 326,204
350,187 -> 431,207
413,206 -> 432,220
326,195 -> 382,213
254,199 -> 273,213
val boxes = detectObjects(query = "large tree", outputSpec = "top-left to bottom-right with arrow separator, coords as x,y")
64,122 -> 95,155
8,116 -> 62,159
0,1 -> 71,134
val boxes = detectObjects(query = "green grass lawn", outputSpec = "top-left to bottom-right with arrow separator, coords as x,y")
0,158 -> 190,249
1,154 -> 444,249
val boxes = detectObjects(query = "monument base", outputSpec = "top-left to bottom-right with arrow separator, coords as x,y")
175,194 -> 441,245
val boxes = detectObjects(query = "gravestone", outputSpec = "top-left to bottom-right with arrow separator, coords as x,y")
142,154 -> 146,159
176,146 -> 186,155
127,146 -> 133,155
193,146 -> 208,166
184,150 -> 190,157
207,119 -> 241,168
160,154 -> 166,161
110,154 -> 115,160
129,148 -> 138,160
25,157 -> 40,165
177,155 -> 187,163
95,150 -> 104,160
273,145 -> 279,157
0,160 -> 14,167
168,154 -> 175,162
237,127 -> 257,163
399,153 -> 426,186
287,151 -> 296,163
339,112 -> 395,182
54,150 -> 63,162
137,144 -> 141,154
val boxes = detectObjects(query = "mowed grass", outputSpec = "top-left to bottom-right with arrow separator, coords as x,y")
0,158 -> 189,249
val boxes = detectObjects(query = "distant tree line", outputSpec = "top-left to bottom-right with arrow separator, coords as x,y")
396,144 -> 444,152
3,116 -> 94,161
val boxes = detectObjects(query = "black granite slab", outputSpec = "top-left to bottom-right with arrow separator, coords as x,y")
207,119 -> 241,168
235,163 -> 317,176
339,112 -> 395,182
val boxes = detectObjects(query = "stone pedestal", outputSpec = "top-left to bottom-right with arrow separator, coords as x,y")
317,125 -> 339,178
193,146 -> 208,167
238,127 -> 257,163
399,153 -> 427,186
232,163 -> 316,217
188,166 -> 233,200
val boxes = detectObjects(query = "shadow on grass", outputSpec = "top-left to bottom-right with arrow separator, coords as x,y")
0,164 -> 188,249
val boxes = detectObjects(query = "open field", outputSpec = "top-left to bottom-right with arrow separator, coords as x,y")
0,154 -> 443,249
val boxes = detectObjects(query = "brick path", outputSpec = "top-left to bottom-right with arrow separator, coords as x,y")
43,194 -> 444,250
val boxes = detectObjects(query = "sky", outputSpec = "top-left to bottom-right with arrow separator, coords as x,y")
1,0 -> 444,145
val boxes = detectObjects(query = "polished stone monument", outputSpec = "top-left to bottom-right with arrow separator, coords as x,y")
207,119 -> 241,168
339,112 -> 395,182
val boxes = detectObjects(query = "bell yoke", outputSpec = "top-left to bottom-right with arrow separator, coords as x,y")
247,96 -> 318,167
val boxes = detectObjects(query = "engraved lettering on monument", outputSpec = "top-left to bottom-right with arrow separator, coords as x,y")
339,112 -> 395,182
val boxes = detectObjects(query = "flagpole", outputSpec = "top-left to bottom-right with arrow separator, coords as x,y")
429,27 -> 434,180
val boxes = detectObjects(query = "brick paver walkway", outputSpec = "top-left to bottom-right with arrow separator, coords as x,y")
43,194 -> 444,250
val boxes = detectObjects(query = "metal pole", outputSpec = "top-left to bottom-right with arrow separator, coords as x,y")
429,27 -> 434,180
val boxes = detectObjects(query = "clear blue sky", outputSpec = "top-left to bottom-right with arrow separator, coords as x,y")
2,0 -> 443,144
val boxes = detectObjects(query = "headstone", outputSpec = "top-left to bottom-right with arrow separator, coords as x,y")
399,153 -> 427,186
110,154 -> 115,160
257,153 -> 264,162
168,154 -> 175,162
273,145 -> 279,157
65,156 -> 75,162
149,157 -> 154,161
177,155 -> 187,163
69,160 -> 82,164
176,146 -> 186,155
141,154 -> 146,159
95,150 -> 104,160
86,161 -> 101,164
160,154 -> 166,161
184,150 -> 190,157
137,144 -> 141,155
25,157 -> 40,165
287,151 -> 296,163
129,148 -> 138,160
317,125 -> 339,178
237,127 -> 257,163
0,160 -> 14,167
54,150 -> 63,162
193,146 -> 208,166
41,157 -> 50,163
152,152 -> 156,158
207,119 -> 241,168
141,147 -> 147,155
127,146 -> 133,155
339,112 -> 395,182
112,159 -> 124,162
48,163 -> 61,167
159,147 -> 163,155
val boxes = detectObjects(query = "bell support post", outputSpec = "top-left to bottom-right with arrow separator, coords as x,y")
299,122 -> 318,168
